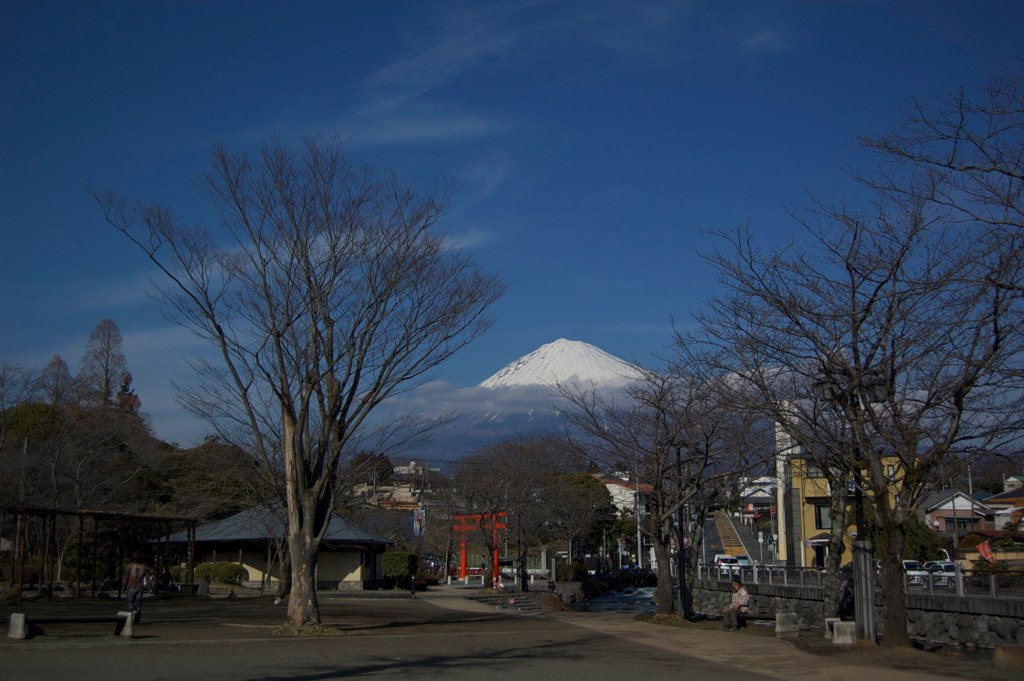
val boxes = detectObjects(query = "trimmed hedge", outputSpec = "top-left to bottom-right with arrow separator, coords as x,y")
193,561 -> 249,584
383,552 -> 418,580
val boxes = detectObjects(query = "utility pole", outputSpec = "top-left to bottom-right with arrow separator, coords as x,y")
634,464 -> 643,570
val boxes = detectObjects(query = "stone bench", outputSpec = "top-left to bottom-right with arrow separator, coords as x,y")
8,611 -> 135,640
774,612 -> 800,638
736,612 -> 799,637
831,620 -> 856,645
823,617 -> 841,639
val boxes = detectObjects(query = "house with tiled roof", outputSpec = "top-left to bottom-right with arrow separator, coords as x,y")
594,473 -> 652,518
161,502 -> 392,591
923,491 -> 997,538
982,476 -> 1024,529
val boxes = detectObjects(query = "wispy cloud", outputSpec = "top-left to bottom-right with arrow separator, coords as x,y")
348,2 -> 689,143
360,11 -> 517,116
384,381 -> 565,418
739,29 -> 788,53
68,271 -> 157,311
458,155 -> 511,200
555,2 -> 690,66
339,111 -> 505,147
444,228 -> 492,250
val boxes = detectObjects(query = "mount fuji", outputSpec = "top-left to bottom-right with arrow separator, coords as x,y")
388,339 -> 644,466
480,338 -> 644,389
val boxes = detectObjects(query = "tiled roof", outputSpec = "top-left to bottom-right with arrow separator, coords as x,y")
984,488 -> 1024,503
160,502 -> 392,545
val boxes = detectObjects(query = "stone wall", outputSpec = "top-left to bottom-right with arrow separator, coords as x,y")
692,579 -> 827,630
692,578 -> 1024,649
904,593 -> 1024,649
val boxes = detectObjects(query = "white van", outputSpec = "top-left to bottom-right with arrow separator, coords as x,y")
714,554 -> 740,576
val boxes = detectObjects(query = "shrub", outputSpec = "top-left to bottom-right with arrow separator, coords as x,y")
191,561 -> 249,584
193,563 -> 213,581
212,561 -> 249,585
383,552 -> 418,588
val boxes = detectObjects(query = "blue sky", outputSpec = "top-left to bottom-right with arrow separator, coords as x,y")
2,1 -> 1021,446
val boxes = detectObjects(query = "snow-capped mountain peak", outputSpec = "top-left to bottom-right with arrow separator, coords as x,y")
479,338 -> 644,389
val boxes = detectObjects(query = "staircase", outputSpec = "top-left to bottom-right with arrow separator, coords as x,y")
713,510 -> 747,556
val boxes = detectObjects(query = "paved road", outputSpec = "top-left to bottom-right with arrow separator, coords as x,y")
0,586 -> 1013,681
0,593 -> 770,681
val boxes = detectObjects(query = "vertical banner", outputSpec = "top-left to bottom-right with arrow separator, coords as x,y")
977,540 -> 996,565
413,509 -> 425,537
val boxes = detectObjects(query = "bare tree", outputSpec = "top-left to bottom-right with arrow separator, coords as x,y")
547,471 -> 616,567
93,137 -> 504,629
160,437 -> 272,519
38,356 -> 77,410
78,319 -> 128,408
696,192 -> 1024,646
559,367 -> 764,616
455,435 -> 577,589
0,362 -> 37,452
861,74 -> 1024,240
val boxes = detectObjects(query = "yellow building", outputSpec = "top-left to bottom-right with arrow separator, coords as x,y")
787,457 -> 856,568
779,453 -> 903,569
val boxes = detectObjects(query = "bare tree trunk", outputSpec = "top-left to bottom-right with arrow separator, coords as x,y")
275,541 -> 292,602
877,547 -> 909,647
286,532 -> 320,627
876,509 -> 910,647
282,422 -> 321,627
822,470 -> 849,620
653,518 -> 674,616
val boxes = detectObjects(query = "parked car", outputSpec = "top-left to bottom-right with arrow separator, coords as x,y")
714,555 -> 740,576
902,559 -> 929,588
926,561 -> 958,589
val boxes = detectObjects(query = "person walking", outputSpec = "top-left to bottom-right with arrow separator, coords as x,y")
722,577 -> 749,630
123,552 -> 151,622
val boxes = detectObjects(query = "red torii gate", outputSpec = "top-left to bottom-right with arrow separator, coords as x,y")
452,512 -> 507,581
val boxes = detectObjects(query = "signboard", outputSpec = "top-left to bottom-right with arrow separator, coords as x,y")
413,509 -> 425,536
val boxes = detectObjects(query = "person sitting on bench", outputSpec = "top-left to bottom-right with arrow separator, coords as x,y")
123,553 -> 151,621
722,577 -> 749,631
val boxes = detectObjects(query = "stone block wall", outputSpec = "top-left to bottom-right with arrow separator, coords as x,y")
692,579 -> 826,630
692,578 -> 1024,650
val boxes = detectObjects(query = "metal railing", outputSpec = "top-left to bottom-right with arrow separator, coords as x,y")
696,564 -> 829,588
906,568 -> 1024,598
697,564 -> 1024,599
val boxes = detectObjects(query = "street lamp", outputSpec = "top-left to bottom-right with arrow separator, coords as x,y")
674,446 -> 695,620
814,365 -> 887,644
633,463 -> 643,571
